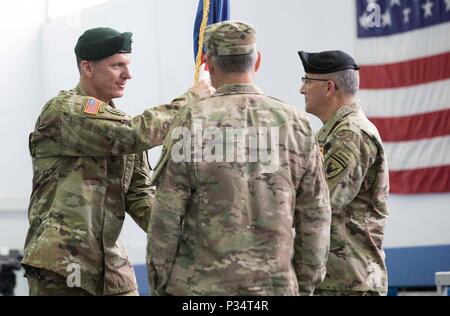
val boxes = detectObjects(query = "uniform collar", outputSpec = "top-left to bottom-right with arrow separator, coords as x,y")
75,83 -> 88,96
317,103 -> 360,142
74,83 -> 116,108
214,83 -> 263,95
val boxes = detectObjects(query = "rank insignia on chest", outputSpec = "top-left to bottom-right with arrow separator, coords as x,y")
84,98 -> 101,115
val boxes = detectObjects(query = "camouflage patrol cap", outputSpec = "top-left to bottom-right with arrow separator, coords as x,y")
75,27 -> 133,61
205,21 -> 256,56
298,50 -> 360,74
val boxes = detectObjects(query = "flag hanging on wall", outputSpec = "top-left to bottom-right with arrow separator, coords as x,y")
193,0 -> 230,62
356,0 -> 450,194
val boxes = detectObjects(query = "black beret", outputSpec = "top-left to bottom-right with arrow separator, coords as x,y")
298,50 -> 360,74
75,27 -> 133,61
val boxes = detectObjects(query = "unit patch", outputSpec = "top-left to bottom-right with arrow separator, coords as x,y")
325,151 -> 349,179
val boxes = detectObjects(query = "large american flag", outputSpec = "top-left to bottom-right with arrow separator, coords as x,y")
356,0 -> 450,194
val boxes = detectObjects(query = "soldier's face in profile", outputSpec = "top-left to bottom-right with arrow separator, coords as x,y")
300,73 -> 327,118
91,53 -> 133,101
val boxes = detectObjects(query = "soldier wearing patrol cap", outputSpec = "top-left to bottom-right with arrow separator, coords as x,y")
147,21 -> 332,296
22,27 -> 214,296
298,50 -> 390,296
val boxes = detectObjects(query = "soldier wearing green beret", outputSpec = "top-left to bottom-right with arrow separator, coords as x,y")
147,21 -> 332,296
299,50 -> 389,296
22,27 -> 214,296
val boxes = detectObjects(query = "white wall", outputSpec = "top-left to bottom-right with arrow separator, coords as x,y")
0,0 -> 46,245
384,195 -> 450,248
0,0 -> 47,296
0,0 -> 47,211
1,0 -> 449,284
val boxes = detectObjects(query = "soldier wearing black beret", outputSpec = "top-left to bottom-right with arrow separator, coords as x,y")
75,27 -> 133,61
298,50 -> 390,296
298,50 -> 360,75
22,27 -> 214,296
74,27 -> 135,103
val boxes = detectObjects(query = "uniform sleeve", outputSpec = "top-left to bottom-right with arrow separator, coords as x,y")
30,92 -> 198,158
323,130 -> 377,209
293,137 -> 332,296
146,110 -> 193,296
125,151 -> 155,232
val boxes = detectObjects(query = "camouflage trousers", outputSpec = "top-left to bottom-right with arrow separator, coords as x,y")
26,269 -> 139,296
314,289 -> 386,296
28,278 -> 92,296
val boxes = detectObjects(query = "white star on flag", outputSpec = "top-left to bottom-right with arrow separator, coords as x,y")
403,7 -> 412,23
445,0 -> 450,11
390,0 -> 401,7
422,0 -> 434,18
359,11 -> 369,29
382,10 -> 392,27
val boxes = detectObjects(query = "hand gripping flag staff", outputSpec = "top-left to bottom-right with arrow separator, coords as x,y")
193,0 -> 230,83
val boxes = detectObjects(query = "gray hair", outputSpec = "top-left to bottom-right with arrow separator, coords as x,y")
211,52 -> 257,74
320,69 -> 360,96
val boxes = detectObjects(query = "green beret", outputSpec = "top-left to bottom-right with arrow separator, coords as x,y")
298,50 -> 360,74
205,21 -> 256,56
75,27 -> 133,61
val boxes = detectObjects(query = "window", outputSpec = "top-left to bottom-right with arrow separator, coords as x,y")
47,0 -> 110,20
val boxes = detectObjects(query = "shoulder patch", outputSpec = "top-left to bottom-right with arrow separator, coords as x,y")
84,98 -> 101,115
325,150 -> 350,179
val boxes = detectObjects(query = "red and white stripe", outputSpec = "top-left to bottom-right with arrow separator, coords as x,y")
356,23 -> 450,194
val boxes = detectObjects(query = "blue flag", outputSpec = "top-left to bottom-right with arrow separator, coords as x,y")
193,0 -> 230,62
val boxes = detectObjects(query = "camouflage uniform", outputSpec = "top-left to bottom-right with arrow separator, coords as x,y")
315,103 -> 389,295
147,82 -> 332,296
314,289 -> 382,296
23,84 -> 197,296
148,21 -> 331,296
27,269 -> 138,296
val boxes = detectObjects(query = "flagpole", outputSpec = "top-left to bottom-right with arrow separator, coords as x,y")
194,0 -> 210,84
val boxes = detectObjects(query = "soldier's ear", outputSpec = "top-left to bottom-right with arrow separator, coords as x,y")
325,80 -> 337,98
254,52 -> 261,73
80,60 -> 95,78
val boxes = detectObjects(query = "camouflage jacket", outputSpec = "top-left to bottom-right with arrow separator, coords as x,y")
147,84 -> 332,296
316,103 -> 389,293
22,85 -> 197,295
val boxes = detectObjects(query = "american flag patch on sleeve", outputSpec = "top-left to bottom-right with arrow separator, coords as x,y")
84,98 -> 101,115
